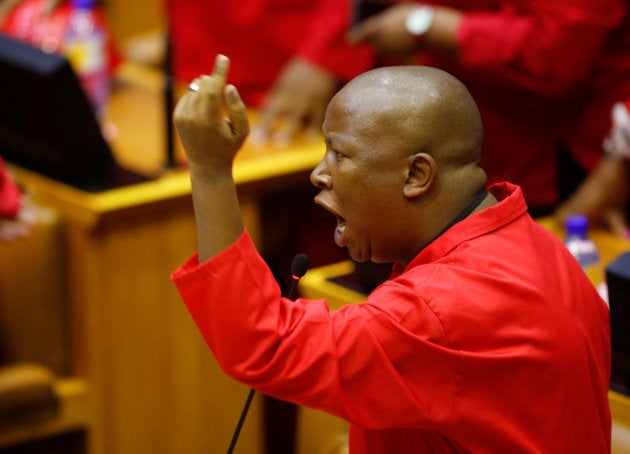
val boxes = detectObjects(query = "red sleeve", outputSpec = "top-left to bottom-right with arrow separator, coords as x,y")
171,230 -> 456,429
295,0 -> 626,94
0,157 -> 21,219
456,0 -> 626,97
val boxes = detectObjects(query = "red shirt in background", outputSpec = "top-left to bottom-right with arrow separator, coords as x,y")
560,8 -> 630,172
267,0 -> 630,210
443,0 -> 630,209
64,0 -> 629,211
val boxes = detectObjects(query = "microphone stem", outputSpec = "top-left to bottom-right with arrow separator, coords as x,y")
286,278 -> 299,301
225,255 -> 308,454
226,277 -> 299,453
226,388 -> 256,454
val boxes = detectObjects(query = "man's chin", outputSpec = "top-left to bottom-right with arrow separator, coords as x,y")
348,247 -> 371,263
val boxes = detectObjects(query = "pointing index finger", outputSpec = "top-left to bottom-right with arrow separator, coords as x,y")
212,54 -> 230,84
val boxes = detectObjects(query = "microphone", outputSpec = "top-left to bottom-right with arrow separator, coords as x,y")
226,254 -> 310,454
287,253 -> 310,300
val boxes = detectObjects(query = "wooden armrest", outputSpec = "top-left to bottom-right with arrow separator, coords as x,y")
0,363 -> 58,425
0,372 -> 89,449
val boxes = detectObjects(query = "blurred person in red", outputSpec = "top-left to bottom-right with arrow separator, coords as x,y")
164,0 -> 368,144
1,0 -> 69,51
9,0 -> 629,218
556,99 -> 630,238
0,0 -> 118,65
253,0 -> 630,217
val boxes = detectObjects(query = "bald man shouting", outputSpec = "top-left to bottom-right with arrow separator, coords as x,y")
172,55 -> 611,453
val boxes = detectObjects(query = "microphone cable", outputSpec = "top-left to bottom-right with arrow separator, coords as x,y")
226,253 -> 310,454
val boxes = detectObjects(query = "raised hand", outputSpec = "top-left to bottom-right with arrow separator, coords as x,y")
174,54 -> 249,180
173,54 -> 249,260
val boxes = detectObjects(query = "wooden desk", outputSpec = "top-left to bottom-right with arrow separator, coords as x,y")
15,62 -> 326,246
298,218 -> 630,454
6,62 -> 326,454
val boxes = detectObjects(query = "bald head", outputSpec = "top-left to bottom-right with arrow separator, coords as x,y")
311,66 -> 492,266
331,65 -> 484,169
315,66 -> 490,261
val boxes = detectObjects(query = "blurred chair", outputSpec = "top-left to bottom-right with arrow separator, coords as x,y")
0,204 -> 89,451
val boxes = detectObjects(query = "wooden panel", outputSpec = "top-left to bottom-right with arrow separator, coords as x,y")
61,192 -> 264,454
3,60 -> 325,454
0,378 -> 90,449
0,205 -> 70,375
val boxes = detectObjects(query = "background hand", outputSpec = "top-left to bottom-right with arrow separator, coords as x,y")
554,156 -> 630,238
251,58 -> 337,146
348,3 -> 420,57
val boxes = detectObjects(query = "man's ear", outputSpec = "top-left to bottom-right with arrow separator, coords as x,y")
403,153 -> 436,199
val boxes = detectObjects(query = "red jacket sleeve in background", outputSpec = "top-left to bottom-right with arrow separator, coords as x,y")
455,0 -> 625,98
291,0 -> 630,209
292,0 -> 627,98
296,0 -> 375,82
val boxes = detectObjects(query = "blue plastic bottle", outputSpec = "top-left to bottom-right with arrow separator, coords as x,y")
63,0 -> 109,120
564,214 -> 604,290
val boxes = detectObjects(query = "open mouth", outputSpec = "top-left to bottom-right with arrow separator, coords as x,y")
334,216 -> 347,247
314,194 -> 347,247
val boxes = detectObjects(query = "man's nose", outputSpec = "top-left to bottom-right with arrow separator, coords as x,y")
310,159 -> 332,189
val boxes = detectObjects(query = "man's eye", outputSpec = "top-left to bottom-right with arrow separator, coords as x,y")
326,146 -> 344,161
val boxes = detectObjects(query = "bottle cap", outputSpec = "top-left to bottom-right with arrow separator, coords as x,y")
70,0 -> 95,8
566,214 -> 589,236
